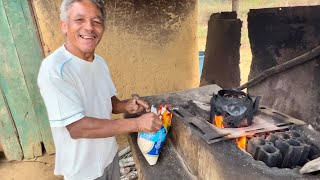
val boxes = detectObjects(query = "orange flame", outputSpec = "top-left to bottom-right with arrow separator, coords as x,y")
214,115 -> 224,128
214,115 -> 247,150
236,136 -> 247,150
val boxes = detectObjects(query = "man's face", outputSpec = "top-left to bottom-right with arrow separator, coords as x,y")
61,1 -> 105,60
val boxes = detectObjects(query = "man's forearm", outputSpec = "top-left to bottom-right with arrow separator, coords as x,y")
66,116 -> 139,139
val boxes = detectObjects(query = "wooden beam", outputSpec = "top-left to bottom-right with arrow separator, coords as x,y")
17,0 -> 55,154
237,45 -> 320,90
232,0 -> 239,13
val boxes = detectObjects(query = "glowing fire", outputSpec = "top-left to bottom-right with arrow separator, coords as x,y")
236,136 -> 247,150
214,115 -> 247,150
214,115 -> 224,128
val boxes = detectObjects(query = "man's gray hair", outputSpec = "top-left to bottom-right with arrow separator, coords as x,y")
60,0 -> 106,21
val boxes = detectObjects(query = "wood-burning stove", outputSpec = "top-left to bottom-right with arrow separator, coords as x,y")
127,85 -> 320,180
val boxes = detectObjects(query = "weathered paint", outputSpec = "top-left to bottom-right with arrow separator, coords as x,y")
5,0 -> 55,154
0,0 -> 43,159
32,0 -> 199,102
0,85 -> 23,161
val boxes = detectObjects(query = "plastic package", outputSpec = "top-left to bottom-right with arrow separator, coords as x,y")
137,105 -> 172,165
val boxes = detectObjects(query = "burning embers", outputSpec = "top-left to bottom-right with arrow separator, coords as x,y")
210,89 -> 260,128
247,131 -> 320,168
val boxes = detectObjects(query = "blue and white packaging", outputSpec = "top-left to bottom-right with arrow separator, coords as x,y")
137,105 -> 172,165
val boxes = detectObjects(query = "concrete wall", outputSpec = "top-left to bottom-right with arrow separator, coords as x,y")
247,6 -> 320,131
32,0 -> 199,100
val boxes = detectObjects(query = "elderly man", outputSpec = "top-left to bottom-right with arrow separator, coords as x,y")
37,0 -> 162,179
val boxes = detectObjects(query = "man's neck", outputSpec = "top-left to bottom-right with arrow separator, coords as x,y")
64,44 -> 95,62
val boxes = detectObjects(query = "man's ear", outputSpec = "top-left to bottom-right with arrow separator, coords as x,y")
60,21 -> 67,34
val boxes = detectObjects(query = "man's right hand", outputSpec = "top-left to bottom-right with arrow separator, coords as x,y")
136,112 -> 163,133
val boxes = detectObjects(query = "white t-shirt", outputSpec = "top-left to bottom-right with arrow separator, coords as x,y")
37,45 -> 118,180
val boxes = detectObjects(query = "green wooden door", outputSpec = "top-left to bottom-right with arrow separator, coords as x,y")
0,0 -> 54,160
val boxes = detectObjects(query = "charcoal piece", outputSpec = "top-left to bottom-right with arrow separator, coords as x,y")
295,136 -> 307,144
295,135 -> 320,160
297,135 -> 313,145
248,130 -> 318,169
289,131 -> 310,144
288,131 -> 302,139
247,138 -> 267,159
286,140 -> 305,167
286,131 -> 313,166
275,139 -> 304,168
309,145 -> 320,160
298,143 -> 311,166
274,140 -> 290,167
266,132 -> 290,144
256,144 -> 282,168
276,132 -> 290,140
266,134 -> 278,144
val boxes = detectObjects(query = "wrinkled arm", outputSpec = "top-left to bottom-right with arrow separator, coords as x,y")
111,96 -> 127,114
66,112 -> 162,139
66,116 -> 139,139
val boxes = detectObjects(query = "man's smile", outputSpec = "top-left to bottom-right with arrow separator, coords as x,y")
79,35 -> 96,39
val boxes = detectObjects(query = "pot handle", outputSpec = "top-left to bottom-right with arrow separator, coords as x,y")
252,96 -> 261,113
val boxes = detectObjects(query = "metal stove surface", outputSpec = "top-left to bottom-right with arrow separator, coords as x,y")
173,102 -> 306,144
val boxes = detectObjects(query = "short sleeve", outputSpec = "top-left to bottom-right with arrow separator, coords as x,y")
102,59 -> 117,97
39,75 -> 85,127
108,77 -> 117,97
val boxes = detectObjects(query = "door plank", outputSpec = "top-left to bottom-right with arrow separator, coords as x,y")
5,0 -> 55,154
0,0 -> 42,159
0,84 -> 23,161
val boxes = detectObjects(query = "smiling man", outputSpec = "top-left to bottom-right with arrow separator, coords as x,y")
37,0 -> 163,180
